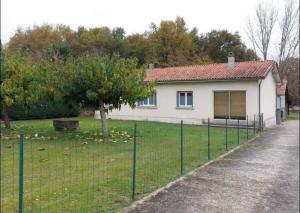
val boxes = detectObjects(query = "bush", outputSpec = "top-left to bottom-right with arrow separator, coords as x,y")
6,101 -> 80,120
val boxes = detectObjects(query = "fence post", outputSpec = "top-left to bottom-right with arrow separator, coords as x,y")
207,118 -> 210,161
225,118 -> 228,151
0,124 -> 2,212
19,130 -> 24,213
237,119 -> 240,145
246,115 -> 249,140
253,115 -> 256,136
180,120 -> 183,176
131,123 -> 137,201
258,114 -> 261,132
261,113 -> 264,132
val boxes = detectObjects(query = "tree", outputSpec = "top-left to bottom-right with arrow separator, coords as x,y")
73,26 -> 127,57
74,26 -> 113,56
281,58 -> 299,106
198,30 -> 257,63
6,24 -> 127,60
62,55 -> 154,142
277,0 -> 299,77
110,27 -> 126,56
5,19 -> 259,68
188,27 -> 214,64
6,24 -> 75,61
43,44 -> 71,63
189,27 -> 201,55
0,52 -> 38,128
124,34 -> 150,65
246,2 -> 278,60
147,17 -> 198,67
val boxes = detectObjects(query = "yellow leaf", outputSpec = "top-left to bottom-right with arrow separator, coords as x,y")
37,147 -> 46,151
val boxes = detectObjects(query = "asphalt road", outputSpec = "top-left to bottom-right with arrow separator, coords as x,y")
128,120 -> 299,213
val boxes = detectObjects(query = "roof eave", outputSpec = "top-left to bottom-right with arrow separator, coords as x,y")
268,62 -> 282,85
145,78 -> 262,84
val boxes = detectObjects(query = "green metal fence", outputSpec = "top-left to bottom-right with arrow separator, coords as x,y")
0,114 -> 263,212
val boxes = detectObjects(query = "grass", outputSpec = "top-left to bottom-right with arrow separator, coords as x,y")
288,112 -> 299,120
1,117 -> 254,213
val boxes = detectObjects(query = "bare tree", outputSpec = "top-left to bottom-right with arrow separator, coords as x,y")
283,58 -> 299,106
277,0 -> 299,76
246,2 -> 278,60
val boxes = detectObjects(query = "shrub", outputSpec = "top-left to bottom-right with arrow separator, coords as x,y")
6,101 -> 80,120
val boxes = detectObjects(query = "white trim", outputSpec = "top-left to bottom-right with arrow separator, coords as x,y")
136,106 -> 158,109
177,91 -> 193,107
176,107 -> 194,110
138,92 -> 157,107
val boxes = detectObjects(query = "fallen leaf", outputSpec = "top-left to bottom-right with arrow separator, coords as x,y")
37,147 -> 46,151
39,158 -> 49,163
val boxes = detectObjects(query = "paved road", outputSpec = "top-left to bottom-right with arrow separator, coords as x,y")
129,121 -> 299,213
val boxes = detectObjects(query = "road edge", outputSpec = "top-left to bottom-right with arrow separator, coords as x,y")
121,134 -> 261,213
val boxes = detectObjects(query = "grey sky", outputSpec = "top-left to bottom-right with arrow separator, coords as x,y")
1,0 -> 293,59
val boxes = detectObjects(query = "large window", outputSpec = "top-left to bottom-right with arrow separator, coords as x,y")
177,91 -> 193,107
214,91 -> 246,120
138,92 -> 157,107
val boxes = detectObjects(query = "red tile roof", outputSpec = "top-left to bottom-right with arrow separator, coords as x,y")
146,60 -> 276,82
276,79 -> 287,96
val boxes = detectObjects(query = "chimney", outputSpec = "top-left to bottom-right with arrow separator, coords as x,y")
228,52 -> 235,69
149,63 -> 154,70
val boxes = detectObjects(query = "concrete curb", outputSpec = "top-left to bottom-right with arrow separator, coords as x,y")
121,134 -> 261,213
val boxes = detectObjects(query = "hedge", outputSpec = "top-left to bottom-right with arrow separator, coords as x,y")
6,102 -> 80,120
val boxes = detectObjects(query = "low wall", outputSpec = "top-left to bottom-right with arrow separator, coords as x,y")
95,111 -> 277,128
95,111 -> 203,125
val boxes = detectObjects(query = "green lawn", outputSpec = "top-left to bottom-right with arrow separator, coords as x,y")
1,117 -> 254,213
288,112 -> 299,120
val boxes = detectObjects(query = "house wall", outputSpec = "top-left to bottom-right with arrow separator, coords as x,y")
106,80 -> 261,125
260,71 -> 277,127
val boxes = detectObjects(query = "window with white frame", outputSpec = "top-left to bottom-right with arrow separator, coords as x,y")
177,91 -> 193,107
138,92 -> 157,106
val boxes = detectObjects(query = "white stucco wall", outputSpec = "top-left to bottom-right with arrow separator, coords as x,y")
260,71 -> 277,127
106,80 -> 261,125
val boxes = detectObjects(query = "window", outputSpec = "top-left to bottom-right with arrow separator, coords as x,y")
177,91 -> 193,107
138,92 -> 157,107
214,91 -> 246,120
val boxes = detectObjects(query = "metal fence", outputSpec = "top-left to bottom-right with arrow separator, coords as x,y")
0,114 -> 264,213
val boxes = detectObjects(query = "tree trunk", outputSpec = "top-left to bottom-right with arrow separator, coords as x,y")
263,52 -> 267,61
2,105 -> 11,129
99,101 -> 109,143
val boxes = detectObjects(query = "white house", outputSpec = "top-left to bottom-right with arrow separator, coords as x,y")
100,55 -> 282,127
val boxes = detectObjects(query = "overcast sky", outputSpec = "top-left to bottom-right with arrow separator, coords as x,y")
1,0 -> 293,59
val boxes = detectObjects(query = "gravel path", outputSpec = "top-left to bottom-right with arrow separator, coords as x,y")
128,120 -> 299,213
